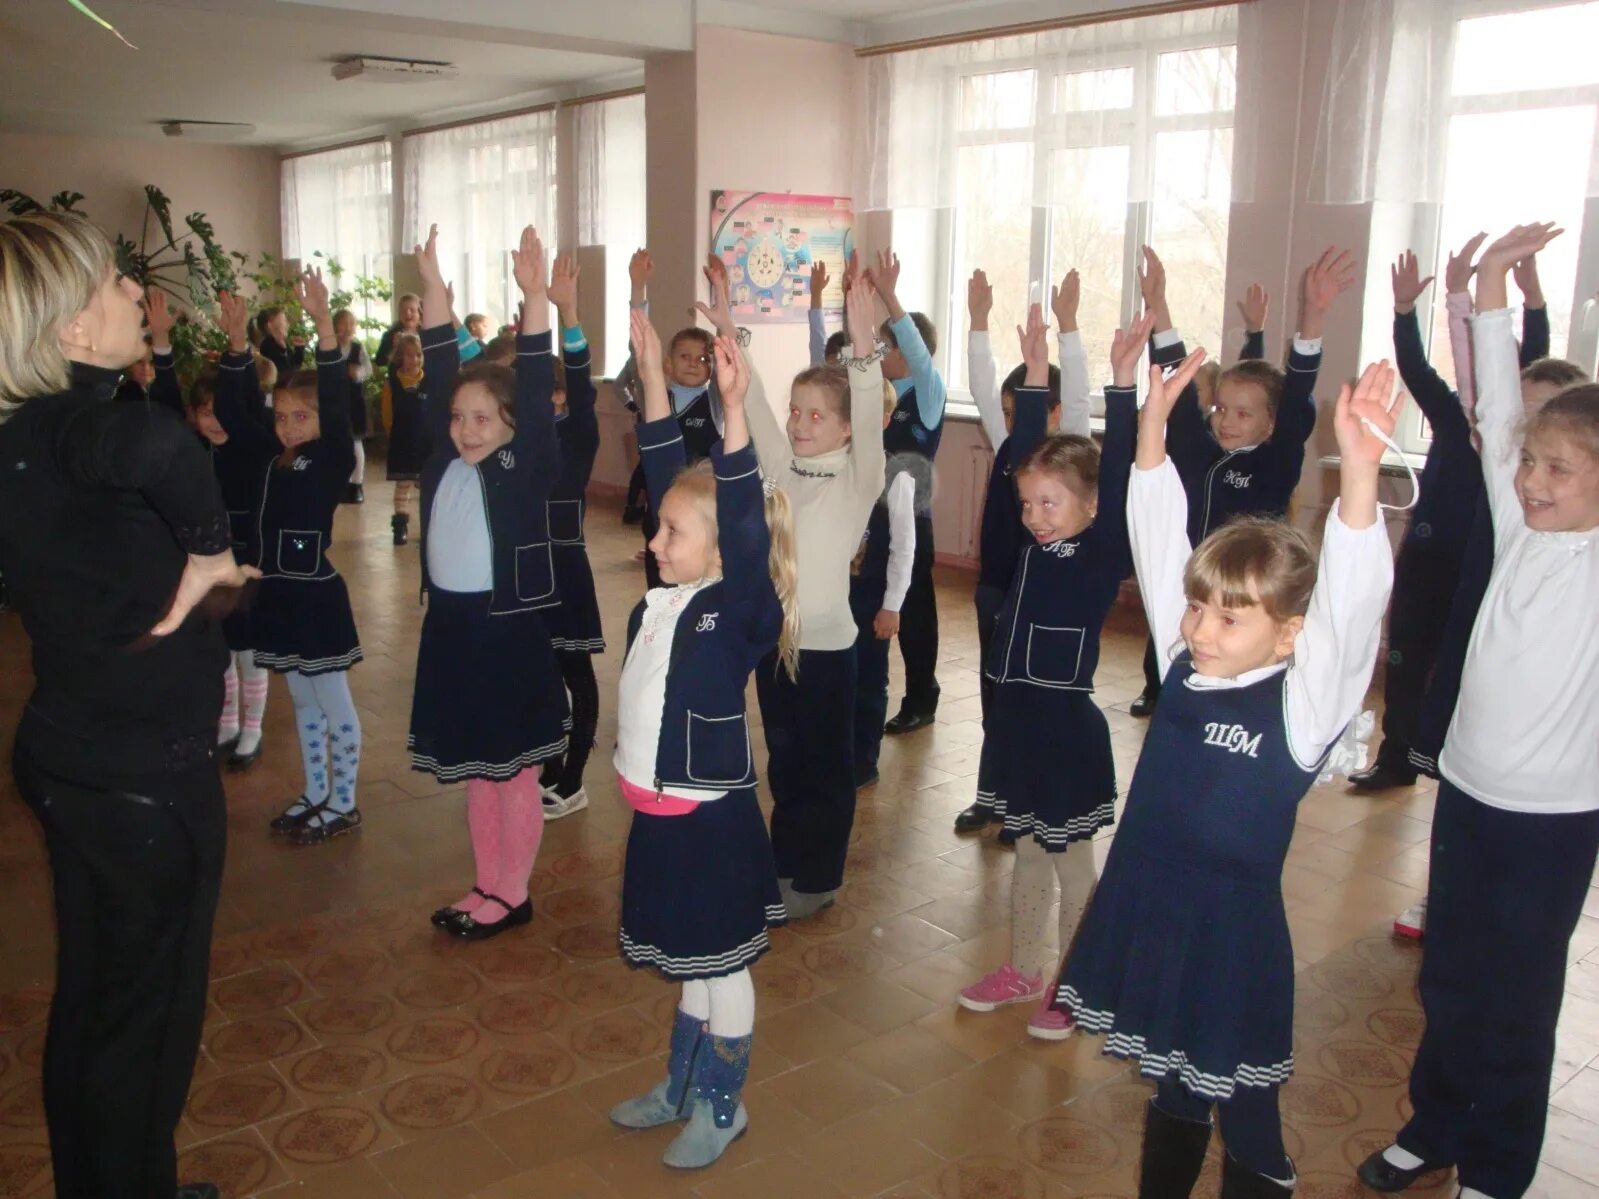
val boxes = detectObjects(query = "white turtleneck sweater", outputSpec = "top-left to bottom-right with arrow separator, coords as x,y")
1440,307 -> 1599,814
744,350 -> 887,651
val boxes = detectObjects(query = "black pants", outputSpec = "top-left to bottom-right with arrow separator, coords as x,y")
14,743 -> 226,1199
850,576 -> 890,779
1372,542 -> 1460,770
1398,781 -> 1599,1198
1155,1077 -> 1288,1178
1141,634 -> 1162,698
553,649 -> 599,797
893,515 -> 939,716
757,646 -> 857,893
640,504 -> 662,590
973,584 -> 1003,800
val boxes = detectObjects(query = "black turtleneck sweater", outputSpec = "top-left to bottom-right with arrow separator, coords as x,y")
0,363 -> 232,777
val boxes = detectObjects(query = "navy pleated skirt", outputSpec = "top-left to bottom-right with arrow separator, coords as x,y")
251,574 -> 362,675
619,787 -> 787,980
407,589 -> 570,782
545,542 -> 604,653
979,687 -> 1116,850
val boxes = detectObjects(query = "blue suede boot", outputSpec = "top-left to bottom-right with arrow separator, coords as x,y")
662,1032 -> 751,1169
609,1008 -> 703,1129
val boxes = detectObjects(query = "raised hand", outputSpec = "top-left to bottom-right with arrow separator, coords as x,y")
1390,251 -> 1435,315
845,270 -> 879,359
1445,232 -> 1486,294
414,224 -> 444,288
1300,247 -> 1357,339
1136,346 -> 1209,470
1051,269 -> 1080,334
144,289 -> 177,348
548,252 -> 580,324
1017,302 -> 1050,387
810,260 -> 829,309
216,289 -> 250,353
630,307 -> 667,422
1236,282 -> 1269,333
628,248 -> 653,303
1513,253 -> 1545,308
511,226 -> 547,297
1333,360 -> 1402,466
841,250 -> 859,295
873,249 -> 905,319
968,269 -> 993,331
711,333 -> 748,410
1477,223 -> 1563,312
695,253 -> 736,338
296,268 -> 334,342
1111,310 -> 1158,390
1138,246 -> 1169,328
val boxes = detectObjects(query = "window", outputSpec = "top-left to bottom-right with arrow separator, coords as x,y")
1397,1 -> 1599,451
575,92 -> 647,375
280,140 -> 394,326
892,21 -> 1237,411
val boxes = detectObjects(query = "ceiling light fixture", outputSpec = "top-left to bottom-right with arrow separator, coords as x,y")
332,55 -> 459,83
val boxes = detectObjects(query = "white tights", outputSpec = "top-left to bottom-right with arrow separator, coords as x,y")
1010,836 -> 1100,981
678,969 -> 754,1038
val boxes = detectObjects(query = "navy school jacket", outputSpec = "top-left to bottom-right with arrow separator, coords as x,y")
976,374 -> 1053,595
214,345 -> 354,581
550,336 -> 598,543
624,417 -> 782,793
417,323 -> 562,615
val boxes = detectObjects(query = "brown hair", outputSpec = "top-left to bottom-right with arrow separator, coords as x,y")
390,331 -> 423,370
669,327 -> 713,357
791,364 -> 851,421
452,361 -> 517,426
880,311 -> 938,356
253,353 -> 278,394
1016,433 -> 1100,503
1218,360 -> 1285,418
274,368 -> 321,466
1526,383 -> 1599,460
1000,361 -> 1062,411
1520,357 -> 1589,391
1184,516 -> 1317,623
482,332 -> 515,366
187,367 -> 219,411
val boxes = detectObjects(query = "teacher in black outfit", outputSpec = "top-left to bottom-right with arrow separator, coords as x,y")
0,212 -> 257,1199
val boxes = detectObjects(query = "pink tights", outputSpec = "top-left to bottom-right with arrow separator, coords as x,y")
454,766 -> 545,925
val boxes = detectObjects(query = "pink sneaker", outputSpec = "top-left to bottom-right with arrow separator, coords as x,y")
958,964 -> 1044,1012
1026,994 -> 1074,1041
1393,899 -> 1427,940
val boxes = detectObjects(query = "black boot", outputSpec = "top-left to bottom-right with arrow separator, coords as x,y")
1348,759 -> 1418,791
1137,1099 -> 1212,1199
1218,1152 -> 1295,1197
1131,688 -> 1159,718
391,512 -> 409,546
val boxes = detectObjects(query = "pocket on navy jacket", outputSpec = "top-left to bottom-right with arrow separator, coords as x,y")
513,541 -> 555,603
1024,623 -> 1086,687
684,711 -> 751,787
276,529 -> 323,577
547,499 -> 584,545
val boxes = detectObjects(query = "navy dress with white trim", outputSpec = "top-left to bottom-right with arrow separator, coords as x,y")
544,334 -> 605,653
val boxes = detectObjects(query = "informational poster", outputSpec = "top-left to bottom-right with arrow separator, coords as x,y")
708,190 -> 854,323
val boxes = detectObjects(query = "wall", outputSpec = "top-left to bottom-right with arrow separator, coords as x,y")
0,131 -> 281,267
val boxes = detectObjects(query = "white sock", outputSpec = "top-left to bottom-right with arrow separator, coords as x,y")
1383,1145 -> 1425,1171
235,727 -> 262,756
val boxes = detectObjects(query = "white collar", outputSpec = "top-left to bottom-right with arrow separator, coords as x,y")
788,445 -> 850,479
1182,659 -> 1288,691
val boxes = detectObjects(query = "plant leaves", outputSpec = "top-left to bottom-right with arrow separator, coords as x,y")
0,189 -> 45,216
66,0 -> 138,49
145,185 -> 175,249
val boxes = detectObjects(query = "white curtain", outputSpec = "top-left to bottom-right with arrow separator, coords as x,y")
402,110 -> 558,326
856,3 -> 1246,212
280,140 -> 394,319
572,93 -> 646,372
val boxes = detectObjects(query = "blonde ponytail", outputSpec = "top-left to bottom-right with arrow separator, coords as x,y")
763,485 -> 801,681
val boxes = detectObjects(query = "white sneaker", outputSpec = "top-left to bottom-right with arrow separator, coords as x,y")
542,786 -> 589,820
1393,899 -> 1427,940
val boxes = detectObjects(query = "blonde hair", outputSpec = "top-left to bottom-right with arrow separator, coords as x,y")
0,211 -> 117,418
1526,384 -> 1599,460
791,364 -> 851,421
881,379 -> 897,420
1184,516 -> 1316,623
253,353 -> 278,394
670,463 -> 802,680
391,331 -> 423,369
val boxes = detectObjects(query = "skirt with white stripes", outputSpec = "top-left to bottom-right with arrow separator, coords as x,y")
251,574 -> 363,676
1051,847 -> 1296,1101
407,589 -> 570,782
979,686 -> 1116,850
544,543 -> 605,653
619,786 -> 786,980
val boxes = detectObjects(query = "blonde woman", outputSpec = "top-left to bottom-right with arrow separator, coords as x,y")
0,211 -> 254,1199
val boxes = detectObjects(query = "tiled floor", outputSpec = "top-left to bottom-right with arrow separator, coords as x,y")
0,480 -> 1597,1199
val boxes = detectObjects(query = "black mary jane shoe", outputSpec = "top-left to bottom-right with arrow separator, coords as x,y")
217,733 -> 241,760
289,808 -> 363,847
451,895 -> 533,941
269,798 -> 320,835
953,802 -> 994,834
227,743 -> 263,773
1129,690 -> 1158,718
431,887 -> 491,930
1355,1149 -> 1453,1193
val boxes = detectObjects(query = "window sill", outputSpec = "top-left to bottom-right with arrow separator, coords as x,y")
1317,450 -> 1427,479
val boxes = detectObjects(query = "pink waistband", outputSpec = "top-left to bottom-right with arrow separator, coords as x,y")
618,774 -> 700,816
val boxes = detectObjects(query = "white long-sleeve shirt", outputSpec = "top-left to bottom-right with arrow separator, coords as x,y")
968,329 -> 1091,452
1130,458 -> 1393,767
1440,308 -> 1599,814
882,470 -> 916,613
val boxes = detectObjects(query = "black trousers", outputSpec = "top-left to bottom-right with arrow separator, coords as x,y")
14,742 -> 227,1199
1372,542 -> 1460,770
757,646 -> 857,893
640,504 -> 662,590
1155,1077 -> 1288,1178
553,649 -> 599,797
973,584 -> 1003,800
892,515 -> 939,716
1398,781 -> 1599,1198
850,576 -> 890,779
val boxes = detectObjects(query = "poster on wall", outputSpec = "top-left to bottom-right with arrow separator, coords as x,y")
708,190 -> 854,323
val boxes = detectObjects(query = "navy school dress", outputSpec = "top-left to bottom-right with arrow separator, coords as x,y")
385,370 -> 430,481
979,386 -> 1135,847
617,416 -> 786,981
545,334 -> 605,654
1053,654 -> 1331,1101
213,347 -> 360,675
405,324 -> 571,783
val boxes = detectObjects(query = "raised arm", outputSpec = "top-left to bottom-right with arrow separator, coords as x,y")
967,270 -> 1006,450
508,227 -> 559,481
1009,302 -> 1054,467
700,252 -> 784,476
1391,251 -> 1468,444
143,292 -> 186,418
845,271 -> 888,501
1097,386 -> 1138,580
549,254 -> 597,427
296,269 -> 351,458
1048,269 -> 1091,439
413,225 -> 460,448
875,250 -> 945,430
1237,283 -> 1268,363
808,260 -> 829,367
213,291 -> 280,454
630,307 -> 687,510
1285,362 -> 1401,765
1516,253 -> 1551,366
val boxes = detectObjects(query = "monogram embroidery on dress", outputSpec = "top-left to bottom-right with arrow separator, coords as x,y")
497,448 -> 516,470
893,410 -> 909,422
1041,540 -> 1079,558
1203,721 -> 1262,758
291,457 -> 311,471
1222,469 -> 1252,489
695,613 -> 718,632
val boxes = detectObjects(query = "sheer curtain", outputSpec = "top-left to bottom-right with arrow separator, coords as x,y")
856,3 -> 1247,212
280,140 -> 394,321
402,110 -> 558,326
573,92 -> 646,372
